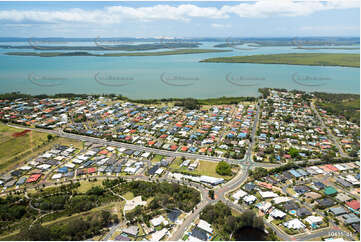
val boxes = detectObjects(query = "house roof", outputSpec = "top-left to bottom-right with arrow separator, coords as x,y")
197,219 -> 213,234
318,198 -> 335,208
191,227 -> 208,241
329,206 -> 347,216
296,207 -> 312,217
324,186 -> 337,195
346,200 -> 360,210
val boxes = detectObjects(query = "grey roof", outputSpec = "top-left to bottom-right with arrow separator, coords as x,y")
122,226 -> 138,236
351,223 -> 360,233
336,178 -> 352,187
244,183 -> 256,192
283,201 -> 299,211
343,213 -> 360,225
329,206 -> 347,216
318,198 -> 335,208
114,235 -> 131,241
296,168 -> 309,176
5,180 -> 16,187
293,185 -> 310,194
1,174 -> 12,182
16,177 -> 27,185
296,207 -> 312,217
191,227 -> 208,241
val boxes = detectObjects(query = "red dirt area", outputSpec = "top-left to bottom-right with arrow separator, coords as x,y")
12,129 -> 31,137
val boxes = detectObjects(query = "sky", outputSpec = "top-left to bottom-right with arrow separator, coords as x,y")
0,0 -> 359,38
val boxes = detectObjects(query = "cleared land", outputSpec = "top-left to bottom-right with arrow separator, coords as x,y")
0,123 -> 83,174
170,159 -> 235,180
200,53 -> 360,68
0,124 -> 47,172
6,49 -> 231,57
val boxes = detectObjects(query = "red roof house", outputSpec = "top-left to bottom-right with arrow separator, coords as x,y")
27,174 -> 42,183
346,200 -> 360,210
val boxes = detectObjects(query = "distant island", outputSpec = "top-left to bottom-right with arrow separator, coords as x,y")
5,49 -> 231,57
0,42 -> 201,51
200,53 -> 360,68
294,47 -> 360,50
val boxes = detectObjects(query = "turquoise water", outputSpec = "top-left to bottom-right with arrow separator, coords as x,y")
0,43 -> 359,99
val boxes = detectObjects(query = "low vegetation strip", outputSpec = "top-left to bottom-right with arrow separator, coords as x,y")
5,49 -> 231,57
313,92 -> 360,124
200,53 -> 360,68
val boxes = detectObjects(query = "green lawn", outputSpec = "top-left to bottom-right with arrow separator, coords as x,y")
170,160 -> 235,180
77,179 -> 105,193
122,191 -> 135,200
151,154 -> 164,164
201,53 -> 360,68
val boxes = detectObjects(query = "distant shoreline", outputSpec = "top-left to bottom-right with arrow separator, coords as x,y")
5,49 -> 231,57
200,53 -> 360,68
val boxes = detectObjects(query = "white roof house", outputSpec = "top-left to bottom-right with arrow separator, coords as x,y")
270,209 -> 286,219
345,175 -> 360,185
77,154 -> 89,161
273,196 -> 292,204
85,150 -> 97,156
55,156 -> 65,161
124,166 -> 140,174
65,147 -> 75,153
142,152 -> 151,158
155,168 -> 164,175
334,164 -> 347,171
118,147 -> 127,153
41,153 -> 52,158
243,195 -> 257,204
200,176 -> 224,185
283,219 -> 306,230
305,216 -> 323,225
64,162 -> 75,168
51,173 -> 62,179
197,219 -> 213,234
232,189 -> 247,201
38,164 -> 51,170
72,159 -> 83,164
28,160 -> 39,166
150,228 -> 168,241
256,202 -> 272,213
150,215 -> 168,227
20,165 -> 32,171
259,191 -> 279,199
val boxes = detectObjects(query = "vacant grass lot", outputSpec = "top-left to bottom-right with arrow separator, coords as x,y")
77,179 -> 105,193
0,123 -> 48,172
201,53 -> 360,68
122,191 -> 135,200
0,123 -> 83,174
170,159 -> 235,180
151,154 -> 164,163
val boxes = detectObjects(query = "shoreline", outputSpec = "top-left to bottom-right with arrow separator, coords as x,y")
4,49 -> 231,57
1,88 -> 359,104
200,53 -> 360,68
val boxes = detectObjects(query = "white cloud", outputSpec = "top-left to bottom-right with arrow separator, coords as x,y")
211,23 -> 231,28
0,1 -> 358,24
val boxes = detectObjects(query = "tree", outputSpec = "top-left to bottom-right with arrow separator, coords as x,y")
216,161 -> 232,176
208,190 -> 215,200
47,134 -> 53,141
289,147 -> 299,159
